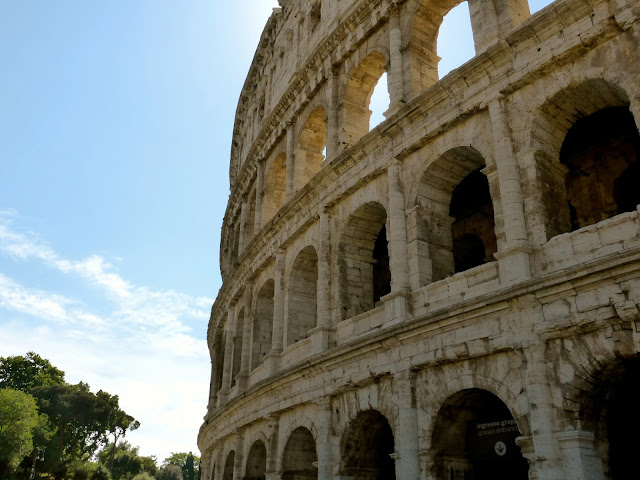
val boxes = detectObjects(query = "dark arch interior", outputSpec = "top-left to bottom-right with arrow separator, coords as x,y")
245,441 -> 267,480
342,410 -> 396,480
431,389 -> 528,480
373,224 -> 391,304
223,451 -> 234,480
561,106 -> 640,231
282,427 -> 318,480
449,168 -> 496,273
583,359 -> 640,479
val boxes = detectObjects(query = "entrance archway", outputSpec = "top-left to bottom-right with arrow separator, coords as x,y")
431,389 -> 528,479
222,451 -> 234,480
341,410 -> 396,479
282,427 -> 318,480
245,440 -> 267,480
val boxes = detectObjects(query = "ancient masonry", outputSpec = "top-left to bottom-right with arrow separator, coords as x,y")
197,0 -> 640,477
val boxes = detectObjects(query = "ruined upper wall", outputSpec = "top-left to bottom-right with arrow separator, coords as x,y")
229,0 -> 358,186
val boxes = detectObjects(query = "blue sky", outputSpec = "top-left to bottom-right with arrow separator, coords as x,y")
0,0 -> 553,462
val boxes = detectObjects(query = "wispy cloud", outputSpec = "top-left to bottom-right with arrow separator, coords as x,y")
0,212 -> 213,458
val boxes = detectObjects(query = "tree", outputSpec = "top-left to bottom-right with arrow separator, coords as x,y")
132,473 -> 154,480
156,465 -> 182,480
32,382 -> 138,479
0,389 -> 41,474
162,452 -> 199,480
0,352 -> 65,392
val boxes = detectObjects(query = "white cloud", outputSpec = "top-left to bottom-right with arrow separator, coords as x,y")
0,214 -> 213,460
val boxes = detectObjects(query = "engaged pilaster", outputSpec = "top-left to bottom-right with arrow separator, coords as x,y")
488,97 -> 532,285
395,370 -> 420,480
219,304 -> 236,403
286,123 -> 296,200
387,6 -> 405,114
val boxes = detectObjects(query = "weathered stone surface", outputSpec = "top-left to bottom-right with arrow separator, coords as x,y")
199,0 -> 640,479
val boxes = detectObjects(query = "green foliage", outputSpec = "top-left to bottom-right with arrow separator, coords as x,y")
0,352 -> 65,392
0,353 -> 138,480
91,463 -> 112,480
163,452 -> 199,480
132,473 -> 155,480
156,464 -> 182,480
0,389 -> 41,473
97,442 -> 157,480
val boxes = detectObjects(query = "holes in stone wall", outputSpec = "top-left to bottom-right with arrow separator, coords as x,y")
431,389 -> 528,480
449,168 -> 497,273
286,246 -> 318,347
264,153 -> 287,223
373,224 -> 391,304
252,280 -> 275,370
560,107 -> 640,231
369,73 -> 390,130
282,427 -> 318,480
245,441 -> 267,480
341,410 -> 396,479
343,52 -> 388,148
339,202 -> 389,319
414,147 -> 495,282
223,451 -> 234,480
437,2 -> 475,78
296,107 -> 327,190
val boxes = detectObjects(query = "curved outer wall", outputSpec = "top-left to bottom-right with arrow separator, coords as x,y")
201,0 -> 640,478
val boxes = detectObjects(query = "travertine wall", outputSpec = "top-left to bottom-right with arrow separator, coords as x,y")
199,0 -> 640,478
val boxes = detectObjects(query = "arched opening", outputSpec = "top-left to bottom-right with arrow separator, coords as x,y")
409,0 -> 467,94
579,358 -> 640,479
342,52 -> 388,147
450,168 -> 497,273
414,147 -> 496,282
245,440 -> 267,480
530,80 -> 638,242
296,107 -> 327,191
230,222 -> 240,270
264,153 -> 287,223
223,451 -> 234,480
431,389 -> 528,480
561,107 -> 640,231
338,202 -> 389,319
251,280 -> 274,370
286,246 -> 318,347
282,427 -> 318,480
369,73 -> 389,130
437,2 -> 475,77
341,410 -> 396,479
231,307 -> 244,385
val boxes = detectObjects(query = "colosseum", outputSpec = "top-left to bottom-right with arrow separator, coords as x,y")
197,0 -> 640,477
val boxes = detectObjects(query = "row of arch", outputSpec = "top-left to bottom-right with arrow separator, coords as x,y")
212,389 -> 528,480
215,81 -> 640,386
209,358 -> 640,480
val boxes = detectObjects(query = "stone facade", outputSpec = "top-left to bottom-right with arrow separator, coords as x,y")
197,0 -> 640,478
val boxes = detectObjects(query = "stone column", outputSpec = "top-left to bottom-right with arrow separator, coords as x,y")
219,304 -> 236,402
237,282 -> 253,391
286,123 -> 296,200
406,206 -> 432,291
238,197 -> 249,255
385,160 -> 412,322
388,6 -> 405,113
266,250 -> 285,374
326,69 -> 341,159
207,356 -> 218,417
266,415 -> 280,480
255,159 -> 265,232
488,97 -> 532,285
315,398 -> 333,480
523,342 -> 564,480
555,430 -> 605,480
233,429 -> 245,480
310,208 -> 331,353
395,371 -> 420,480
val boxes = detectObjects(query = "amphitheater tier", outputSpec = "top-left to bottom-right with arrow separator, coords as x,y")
201,0 -> 640,478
